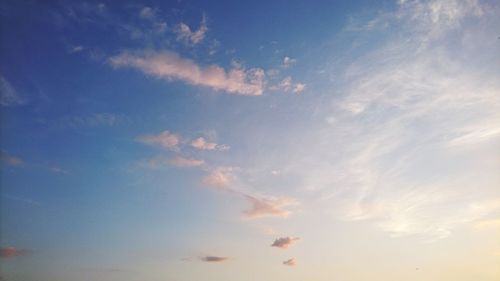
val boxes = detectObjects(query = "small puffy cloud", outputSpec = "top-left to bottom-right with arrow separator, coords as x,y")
243,195 -> 295,219
271,237 -> 301,249
69,45 -> 84,53
191,137 -> 217,150
272,76 -> 305,94
0,247 -> 33,258
199,256 -> 229,263
0,151 -> 23,166
110,50 -> 265,96
139,6 -> 156,19
175,16 -> 208,45
293,83 -> 306,93
168,156 -> 205,168
282,56 -> 296,68
137,130 -> 180,150
283,258 -> 296,266
203,168 -> 233,189
1,75 -> 25,106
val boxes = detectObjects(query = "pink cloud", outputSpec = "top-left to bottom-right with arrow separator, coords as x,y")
0,247 -> 32,258
191,137 -> 217,150
202,168 -> 232,189
110,50 -> 265,96
283,258 -> 296,266
271,237 -> 301,249
0,151 -> 23,166
137,130 -> 180,150
243,195 -> 294,219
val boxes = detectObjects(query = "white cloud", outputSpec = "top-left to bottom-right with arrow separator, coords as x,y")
282,56 -> 297,68
1,75 -> 25,106
175,15 -> 208,45
139,6 -> 156,20
260,0 -> 500,241
109,50 -> 265,96
69,45 -> 84,53
271,76 -> 306,94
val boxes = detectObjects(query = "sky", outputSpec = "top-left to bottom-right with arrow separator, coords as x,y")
1,0 -> 500,280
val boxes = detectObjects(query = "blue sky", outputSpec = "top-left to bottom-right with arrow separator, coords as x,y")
1,1 -> 500,281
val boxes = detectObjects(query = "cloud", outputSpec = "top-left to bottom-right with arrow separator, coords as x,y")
1,75 -> 25,106
191,137 -> 217,150
283,258 -> 296,266
273,0 -> 500,241
272,76 -> 306,94
271,237 -> 301,249
139,6 -> 156,20
191,137 -> 229,151
59,113 -> 120,128
109,50 -> 265,96
0,247 -> 33,258
282,56 -> 296,68
168,156 -> 205,167
293,83 -> 306,93
175,15 -> 208,45
202,168 -> 233,189
199,256 -> 229,263
137,130 -> 180,150
0,151 -> 24,166
69,45 -> 84,53
243,195 -> 295,219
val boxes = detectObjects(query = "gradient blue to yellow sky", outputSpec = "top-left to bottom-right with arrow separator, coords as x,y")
1,1 -> 500,280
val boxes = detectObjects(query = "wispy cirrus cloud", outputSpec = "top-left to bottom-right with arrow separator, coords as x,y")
1,75 -> 25,106
271,237 -> 300,249
260,0 -> 500,242
109,50 -> 266,96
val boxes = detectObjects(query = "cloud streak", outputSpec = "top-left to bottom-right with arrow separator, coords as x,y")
0,247 -> 33,258
110,50 -> 265,96
199,256 -> 229,263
